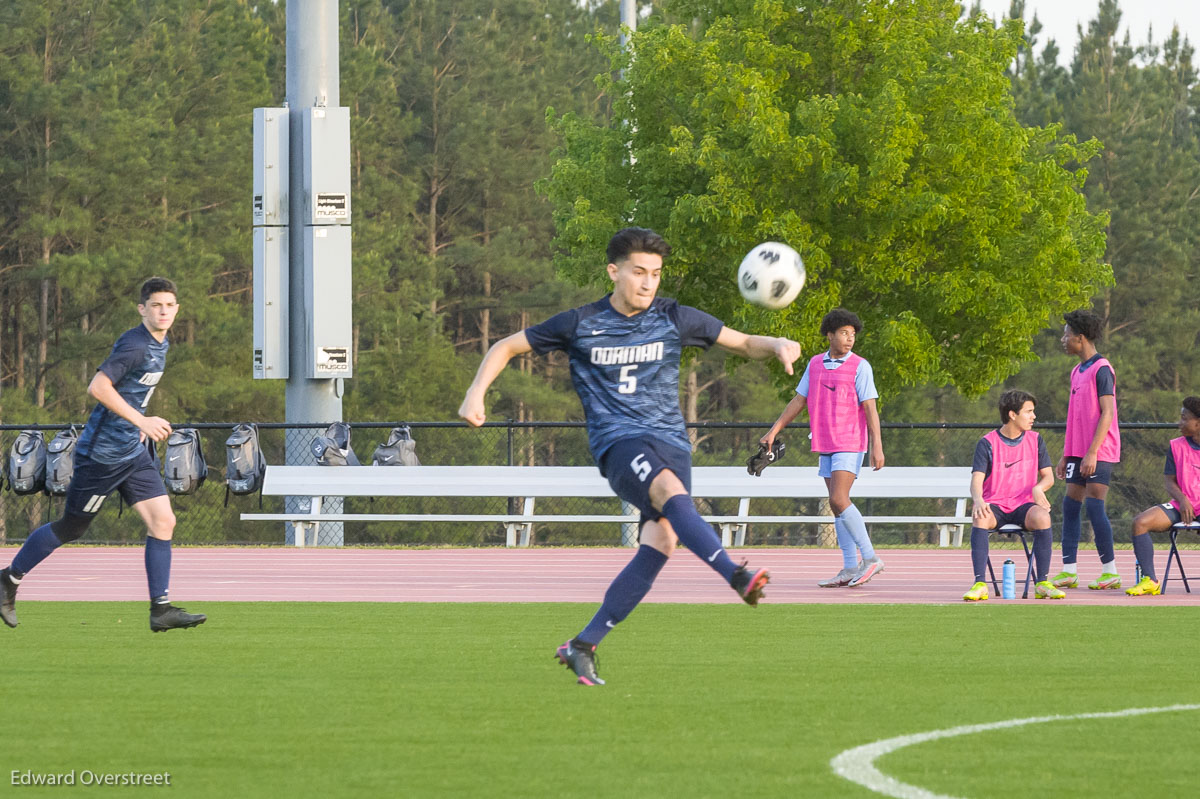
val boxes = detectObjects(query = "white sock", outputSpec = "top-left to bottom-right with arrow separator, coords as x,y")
1062,563 -> 1077,575
1101,560 -> 1117,575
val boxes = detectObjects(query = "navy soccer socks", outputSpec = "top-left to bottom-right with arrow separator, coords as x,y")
1031,528 -> 1053,583
145,536 -> 172,604
10,523 -> 63,577
1085,497 -> 1116,564
578,544 -> 669,645
660,494 -> 738,582
1132,531 -> 1157,581
969,527 -> 990,582
1061,495 -> 1083,565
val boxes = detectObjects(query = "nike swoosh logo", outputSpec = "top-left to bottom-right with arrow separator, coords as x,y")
605,620 -> 615,628
591,329 -> 606,335
707,551 -> 720,563
169,456 -> 181,462
823,384 -> 836,391
1004,461 -> 1019,468
1071,388 -> 1079,394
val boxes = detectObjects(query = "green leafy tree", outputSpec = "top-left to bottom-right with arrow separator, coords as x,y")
543,0 -> 1110,397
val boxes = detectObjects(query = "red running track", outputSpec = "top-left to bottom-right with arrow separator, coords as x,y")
2,546 -> 1198,605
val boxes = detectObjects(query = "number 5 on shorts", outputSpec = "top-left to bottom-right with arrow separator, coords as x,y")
630,454 -> 652,482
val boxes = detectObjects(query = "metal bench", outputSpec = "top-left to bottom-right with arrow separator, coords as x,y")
1161,521 -> 1200,594
241,465 -> 974,547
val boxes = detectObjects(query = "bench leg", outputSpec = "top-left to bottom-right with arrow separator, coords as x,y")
734,523 -> 747,548
718,524 -> 733,548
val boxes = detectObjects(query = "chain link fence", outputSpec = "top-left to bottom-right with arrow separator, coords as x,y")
0,421 -> 1184,547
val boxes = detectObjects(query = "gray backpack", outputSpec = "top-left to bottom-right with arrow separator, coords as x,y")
6,430 -> 47,495
371,425 -> 420,466
311,421 -> 360,466
45,426 -> 80,496
225,423 -> 267,496
163,428 -> 208,494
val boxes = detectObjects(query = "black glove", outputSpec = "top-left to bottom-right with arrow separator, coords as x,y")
746,439 -> 785,476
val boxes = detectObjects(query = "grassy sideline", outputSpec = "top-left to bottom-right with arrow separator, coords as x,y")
3,602 -> 1197,797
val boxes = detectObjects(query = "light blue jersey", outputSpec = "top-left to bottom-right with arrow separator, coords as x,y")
76,325 -> 168,464
525,295 -> 723,463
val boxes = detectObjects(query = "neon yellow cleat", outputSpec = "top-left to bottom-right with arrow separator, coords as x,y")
1035,581 -> 1066,599
1125,576 -> 1161,596
962,582 -> 989,602
1088,573 -> 1121,590
1049,571 -> 1078,588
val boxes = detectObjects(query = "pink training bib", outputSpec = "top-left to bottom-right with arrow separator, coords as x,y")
981,429 -> 1040,513
1169,436 -> 1200,511
808,352 -> 867,453
1064,357 -> 1120,462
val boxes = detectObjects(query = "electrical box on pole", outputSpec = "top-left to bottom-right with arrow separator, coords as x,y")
303,225 -> 352,377
253,227 -> 289,378
252,107 -> 291,379
301,107 -> 352,226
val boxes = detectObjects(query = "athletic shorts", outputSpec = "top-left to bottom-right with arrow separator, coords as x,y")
65,446 -> 167,518
817,451 -> 865,478
1063,457 -> 1115,486
986,502 -> 1038,529
1158,503 -> 1184,525
599,436 -> 692,526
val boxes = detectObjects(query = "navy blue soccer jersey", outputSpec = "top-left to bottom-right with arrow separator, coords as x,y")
76,324 -> 169,464
524,295 -> 723,462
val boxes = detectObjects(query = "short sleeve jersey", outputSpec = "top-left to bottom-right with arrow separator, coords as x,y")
76,325 -> 169,464
524,295 -> 723,462
972,430 -> 1052,478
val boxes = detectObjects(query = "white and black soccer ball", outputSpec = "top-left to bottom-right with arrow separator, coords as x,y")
737,242 -> 806,310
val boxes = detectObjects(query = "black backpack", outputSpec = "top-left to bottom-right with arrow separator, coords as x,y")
225,423 -> 267,498
311,421 -> 360,466
162,428 -> 208,494
6,430 -> 47,495
45,426 -> 80,496
371,425 -> 420,466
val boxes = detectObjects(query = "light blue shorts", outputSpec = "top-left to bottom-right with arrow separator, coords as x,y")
818,451 -> 865,478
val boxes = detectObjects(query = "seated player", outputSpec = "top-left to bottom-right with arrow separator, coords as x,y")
963,389 -> 1064,601
1124,396 -> 1200,596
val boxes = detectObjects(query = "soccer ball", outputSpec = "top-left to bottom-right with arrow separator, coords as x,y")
737,242 -> 805,310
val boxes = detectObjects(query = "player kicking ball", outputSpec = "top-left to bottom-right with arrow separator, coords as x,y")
0,278 -> 205,633
458,228 -> 801,685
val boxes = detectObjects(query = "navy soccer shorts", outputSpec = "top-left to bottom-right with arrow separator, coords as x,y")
65,446 -> 167,518
599,436 -> 693,527
1063,457 -> 1115,486
986,502 -> 1038,529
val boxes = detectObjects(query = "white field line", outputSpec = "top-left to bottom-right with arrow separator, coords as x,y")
830,703 -> 1200,799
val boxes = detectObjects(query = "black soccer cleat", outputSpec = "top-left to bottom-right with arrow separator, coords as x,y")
731,561 -> 770,606
0,568 -> 18,628
555,639 -> 605,686
746,439 -> 786,476
150,603 -> 207,632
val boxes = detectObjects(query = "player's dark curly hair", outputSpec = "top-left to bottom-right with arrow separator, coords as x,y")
140,277 -> 178,303
820,308 -> 862,336
606,227 -> 671,264
1064,309 -> 1103,342
1183,396 -> 1200,419
999,389 -> 1037,424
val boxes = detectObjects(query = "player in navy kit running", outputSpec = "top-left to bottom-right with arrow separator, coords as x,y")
458,228 -> 801,685
0,278 -> 205,632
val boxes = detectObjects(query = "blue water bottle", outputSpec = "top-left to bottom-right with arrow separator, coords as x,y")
1135,560 -> 1143,584
1002,559 -> 1016,599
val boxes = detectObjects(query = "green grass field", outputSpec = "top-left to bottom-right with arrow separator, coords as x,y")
3,602 -> 1197,797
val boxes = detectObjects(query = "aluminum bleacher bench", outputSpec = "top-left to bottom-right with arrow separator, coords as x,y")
241,465 -> 974,548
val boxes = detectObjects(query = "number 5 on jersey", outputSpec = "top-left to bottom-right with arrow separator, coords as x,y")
618,364 -> 638,394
